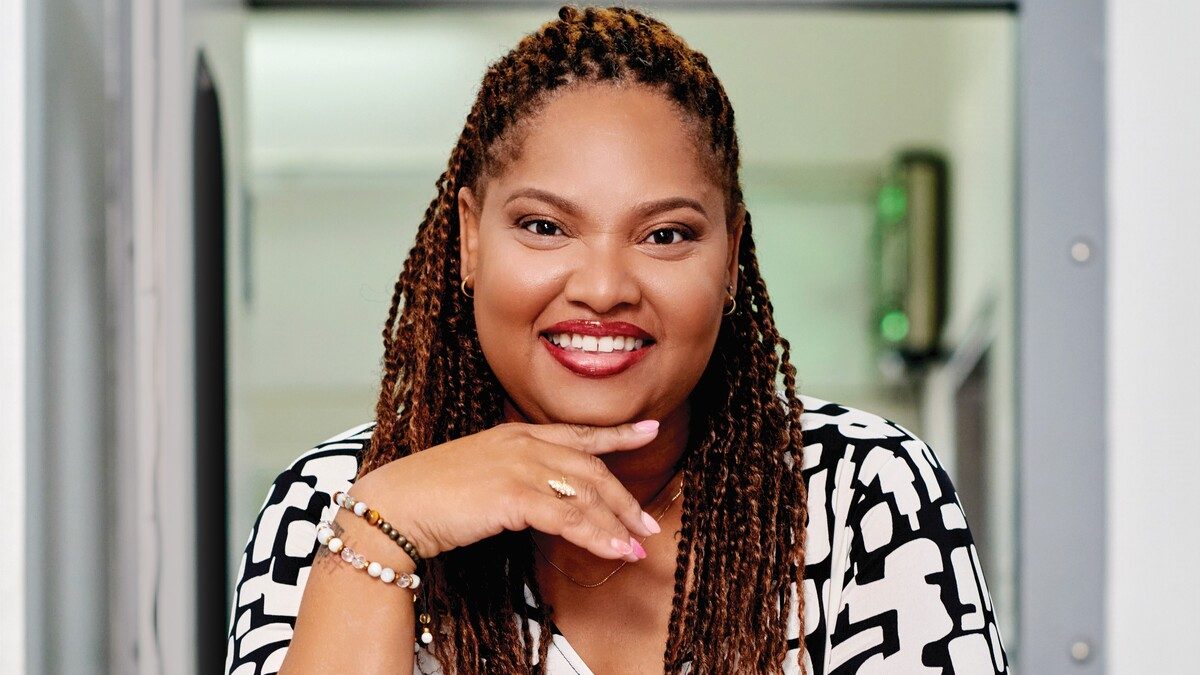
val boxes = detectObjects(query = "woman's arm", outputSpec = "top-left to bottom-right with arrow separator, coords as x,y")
224,428 -> 376,674
826,443 -> 1010,674
227,420 -> 660,674
278,506 -> 421,673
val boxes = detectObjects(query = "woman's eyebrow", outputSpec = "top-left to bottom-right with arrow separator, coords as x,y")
504,187 -> 709,220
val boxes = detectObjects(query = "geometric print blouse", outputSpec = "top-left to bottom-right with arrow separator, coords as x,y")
225,394 -> 1010,674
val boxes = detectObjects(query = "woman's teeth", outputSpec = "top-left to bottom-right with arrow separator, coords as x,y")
546,333 -> 646,353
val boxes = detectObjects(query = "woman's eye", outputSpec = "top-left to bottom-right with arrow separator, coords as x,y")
521,219 -> 563,236
645,228 -> 689,245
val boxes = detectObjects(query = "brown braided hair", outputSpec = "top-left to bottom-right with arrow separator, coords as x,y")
359,5 -> 808,673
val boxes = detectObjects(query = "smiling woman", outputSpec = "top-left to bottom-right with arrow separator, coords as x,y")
457,81 -> 740,424
225,5 -> 1008,675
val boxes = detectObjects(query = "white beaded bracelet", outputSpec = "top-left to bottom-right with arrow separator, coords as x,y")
316,520 -> 422,592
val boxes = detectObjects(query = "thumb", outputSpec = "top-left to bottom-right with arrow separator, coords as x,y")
525,419 -> 660,455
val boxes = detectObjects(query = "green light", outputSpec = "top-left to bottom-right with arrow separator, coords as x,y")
877,184 -> 907,224
880,310 -> 910,343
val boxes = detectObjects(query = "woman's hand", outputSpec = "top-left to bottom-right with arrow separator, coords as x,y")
351,420 -> 664,563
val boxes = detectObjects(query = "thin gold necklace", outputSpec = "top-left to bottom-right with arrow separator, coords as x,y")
532,475 -> 684,588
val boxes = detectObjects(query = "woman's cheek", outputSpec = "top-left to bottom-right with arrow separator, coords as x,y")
645,263 -> 723,331
472,251 -> 561,379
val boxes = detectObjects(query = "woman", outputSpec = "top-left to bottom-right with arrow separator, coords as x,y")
226,6 -> 1009,674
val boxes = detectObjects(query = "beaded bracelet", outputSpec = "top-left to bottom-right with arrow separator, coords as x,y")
316,520 -> 422,590
315,521 -> 434,646
334,490 -> 422,568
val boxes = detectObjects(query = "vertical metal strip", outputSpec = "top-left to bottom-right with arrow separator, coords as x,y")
1016,0 -> 1107,671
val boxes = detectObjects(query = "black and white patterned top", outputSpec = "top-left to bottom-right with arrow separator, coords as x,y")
225,394 -> 1010,674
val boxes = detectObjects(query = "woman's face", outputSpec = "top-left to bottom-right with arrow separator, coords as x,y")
458,82 -> 744,428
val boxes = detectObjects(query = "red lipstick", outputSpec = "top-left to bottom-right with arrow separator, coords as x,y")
539,320 -> 656,378
541,320 -> 654,340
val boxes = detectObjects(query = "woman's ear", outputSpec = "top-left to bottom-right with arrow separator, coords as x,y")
458,185 -> 481,283
726,203 -> 746,291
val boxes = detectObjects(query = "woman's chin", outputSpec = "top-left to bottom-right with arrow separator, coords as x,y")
534,398 -> 653,428
502,393 -> 652,428
542,409 -> 641,428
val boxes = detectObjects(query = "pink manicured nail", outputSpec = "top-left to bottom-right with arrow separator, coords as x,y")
633,420 -> 659,434
630,537 -> 647,559
641,510 -> 662,534
611,537 -> 633,555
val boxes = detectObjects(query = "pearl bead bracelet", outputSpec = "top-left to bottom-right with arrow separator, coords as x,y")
334,491 -> 422,568
316,521 -> 434,646
316,521 -> 423,591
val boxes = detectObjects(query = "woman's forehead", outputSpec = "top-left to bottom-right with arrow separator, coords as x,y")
484,85 -> 721,209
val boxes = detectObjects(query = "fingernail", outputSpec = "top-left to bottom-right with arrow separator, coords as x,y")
633,420 -> 659,434
630,537 -> 647,559
611,537 -> 633,555
641,510 -> 661,534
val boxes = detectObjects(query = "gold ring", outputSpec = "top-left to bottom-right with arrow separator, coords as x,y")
548,477 -> 576,498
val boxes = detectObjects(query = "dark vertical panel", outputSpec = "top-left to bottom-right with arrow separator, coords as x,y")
954,352 -> 989,562
192,52 -> 229,674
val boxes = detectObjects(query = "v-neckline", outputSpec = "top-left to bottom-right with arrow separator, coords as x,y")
522,582 -> 596,674
520,582 -> 694,674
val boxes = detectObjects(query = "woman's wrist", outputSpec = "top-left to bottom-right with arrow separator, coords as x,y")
334,487 -> 426,568
327,475 -> 439,647
281,509 -> 419,673
327,507 -> 420,577
345,464 -> 441,559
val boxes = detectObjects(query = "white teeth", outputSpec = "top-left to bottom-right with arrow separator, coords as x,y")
546,332 -> 651,353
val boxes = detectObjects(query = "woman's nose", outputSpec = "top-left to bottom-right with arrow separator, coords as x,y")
562,244 -> 642,314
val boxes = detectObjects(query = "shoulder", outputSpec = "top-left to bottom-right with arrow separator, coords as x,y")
273,421 -> 373,494
791,392 -> 968,575
793,395 -> 1010,672
795,393 -> 950,507
226,421 -> 375,674
238,421 -> 374,574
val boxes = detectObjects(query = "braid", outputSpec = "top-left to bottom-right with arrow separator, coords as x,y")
362,6 -> 808,673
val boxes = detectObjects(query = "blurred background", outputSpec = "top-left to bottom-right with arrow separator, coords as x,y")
1,0 -> 1196,674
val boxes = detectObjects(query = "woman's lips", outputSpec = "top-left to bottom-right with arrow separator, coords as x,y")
540,334 -> 654,378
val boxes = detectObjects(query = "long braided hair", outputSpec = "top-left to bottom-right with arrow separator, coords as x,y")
359,5 -> 808,673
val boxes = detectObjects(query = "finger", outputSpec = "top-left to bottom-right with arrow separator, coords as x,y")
540,471 -> 641,555
548,451 -> 661,538
523,491 -> 643,563
524,419 -> 660,455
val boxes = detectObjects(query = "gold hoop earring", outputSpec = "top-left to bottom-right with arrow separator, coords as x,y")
460,274 -> 475,298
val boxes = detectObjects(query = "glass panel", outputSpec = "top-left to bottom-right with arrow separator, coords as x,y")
229,4 -> 1017,649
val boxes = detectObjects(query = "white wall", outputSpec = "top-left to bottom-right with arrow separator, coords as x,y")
0,0 -> 26,671
1106,1 -> 1200,672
